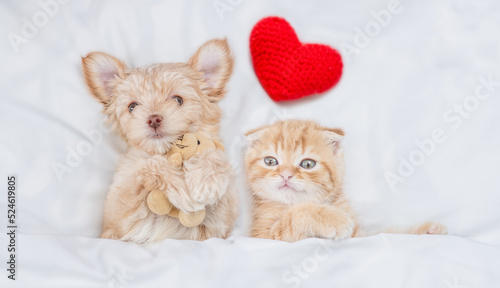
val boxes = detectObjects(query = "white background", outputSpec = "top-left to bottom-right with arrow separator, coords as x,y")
0,0 -> 499,287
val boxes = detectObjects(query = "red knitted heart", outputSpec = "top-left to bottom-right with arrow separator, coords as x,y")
250,17 -> 343,102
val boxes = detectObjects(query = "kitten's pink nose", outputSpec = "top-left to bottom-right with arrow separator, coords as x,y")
280,171 -> 294,181
147,115 -> 163,129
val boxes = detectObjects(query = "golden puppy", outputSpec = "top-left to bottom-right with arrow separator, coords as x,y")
82,39 -> 238,244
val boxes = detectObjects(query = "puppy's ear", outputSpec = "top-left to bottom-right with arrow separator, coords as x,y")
322,128 -> 344,155
188,39 -> 233,102
82,52 -> 127,105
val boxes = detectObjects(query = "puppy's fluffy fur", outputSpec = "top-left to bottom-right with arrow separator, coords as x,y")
245,120 -> 447,242
82,39 -> 238,244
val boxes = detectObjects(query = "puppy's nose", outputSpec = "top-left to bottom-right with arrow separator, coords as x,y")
147,114 -> 163,129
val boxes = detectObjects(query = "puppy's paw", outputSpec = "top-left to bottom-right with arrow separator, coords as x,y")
183,149 -> 231,206
164,173 -> 204,214
100,227 -> 120,240
415,222 -> 448,235
138,155 -> 171,191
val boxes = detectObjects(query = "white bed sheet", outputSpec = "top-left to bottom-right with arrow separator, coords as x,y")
1,0 -> 500,287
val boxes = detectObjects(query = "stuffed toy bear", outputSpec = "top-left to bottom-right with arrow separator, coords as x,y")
146,133 -> 224,227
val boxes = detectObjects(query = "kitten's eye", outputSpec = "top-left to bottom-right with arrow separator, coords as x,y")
300,159 -> 316,169
128,102 -> 139,113
172,95 -> 183,106
264,157 -> 278,166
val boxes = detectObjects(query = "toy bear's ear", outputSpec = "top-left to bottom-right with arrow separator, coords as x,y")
322,127 -> 344,155
82,52 -> 127,105
188,39 -> 233,103
213,140 -> 225,151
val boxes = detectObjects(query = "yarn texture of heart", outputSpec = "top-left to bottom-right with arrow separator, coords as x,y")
250,16 -> 343,102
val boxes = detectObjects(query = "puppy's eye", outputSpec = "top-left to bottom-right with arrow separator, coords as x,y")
128,102 -> 139,113
197,140 -> 200,145
264,157 -> 278,166
300,159 -> 316,169
172,95 -> 183,106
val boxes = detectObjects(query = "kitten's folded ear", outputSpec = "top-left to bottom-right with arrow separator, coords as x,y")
188,39 -> 234,103
82,52 -> 127,105
245,125 -> 270,147
322,127 -> 344,155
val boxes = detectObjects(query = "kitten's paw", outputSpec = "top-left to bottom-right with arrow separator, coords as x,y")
289,204 -> 355,240
330,217 -> 355,240
318,213 -> 354,240
415,222 -> 448,235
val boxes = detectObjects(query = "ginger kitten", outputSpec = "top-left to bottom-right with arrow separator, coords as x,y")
82,39 -> 238,244
245,120 -> 447,242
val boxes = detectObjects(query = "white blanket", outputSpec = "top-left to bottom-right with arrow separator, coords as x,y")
1,0 -> 500,287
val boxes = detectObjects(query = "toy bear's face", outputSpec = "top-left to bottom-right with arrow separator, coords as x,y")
172,133 -> 199,159
171,133 -> 220,160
